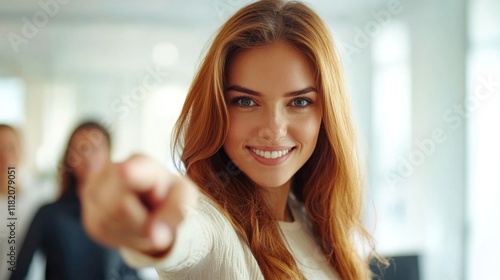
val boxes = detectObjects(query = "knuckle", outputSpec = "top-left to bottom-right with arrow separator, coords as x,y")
113,197 -> 131,219
85,216 -> 117,247
83,215 -> 102,240
117,161 -> 134,182
166,204 -> 187,228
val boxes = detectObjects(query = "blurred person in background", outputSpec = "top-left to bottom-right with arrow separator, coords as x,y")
0,124 -> 54,280
9,121 -> 140,280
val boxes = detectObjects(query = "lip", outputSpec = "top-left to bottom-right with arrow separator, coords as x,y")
248,146 -> 293,151
246,146 -> 295,166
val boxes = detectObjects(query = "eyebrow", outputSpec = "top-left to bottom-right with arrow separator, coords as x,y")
226,85 -> 317,97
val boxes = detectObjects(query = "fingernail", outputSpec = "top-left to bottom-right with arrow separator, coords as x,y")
153,222 -> 172,248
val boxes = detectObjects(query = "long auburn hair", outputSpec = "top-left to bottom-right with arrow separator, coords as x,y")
173,0 -> 382,279
59,121 -> 111,199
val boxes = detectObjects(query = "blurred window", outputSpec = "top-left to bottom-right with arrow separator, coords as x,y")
0,77 -> 25,125
370,21 -> 415,254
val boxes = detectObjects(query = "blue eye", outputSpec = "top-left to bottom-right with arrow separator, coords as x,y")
291,98 -> 311,107
233,97 -> 256,107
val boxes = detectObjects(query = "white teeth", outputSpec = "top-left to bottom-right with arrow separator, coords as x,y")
250,148 -> 291,159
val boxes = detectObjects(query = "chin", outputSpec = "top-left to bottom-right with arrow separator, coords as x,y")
248,175 -> 291,189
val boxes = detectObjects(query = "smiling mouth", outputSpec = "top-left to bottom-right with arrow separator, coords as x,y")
248,147 -> 294,159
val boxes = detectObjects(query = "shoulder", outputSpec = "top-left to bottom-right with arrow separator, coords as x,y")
197,194 -> 226,220
30,201 -> 68,224
189,193 -> 235,235
34,202 -> 57,216
182,193 -> 245,255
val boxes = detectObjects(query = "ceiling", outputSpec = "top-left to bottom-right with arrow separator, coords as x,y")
0,0 -> 388,82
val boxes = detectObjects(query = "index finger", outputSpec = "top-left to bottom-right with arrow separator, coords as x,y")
118,154 -> 175,206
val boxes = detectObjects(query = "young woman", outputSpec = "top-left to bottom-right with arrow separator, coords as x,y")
11,122 -> 139,280
82,1 -> 384,279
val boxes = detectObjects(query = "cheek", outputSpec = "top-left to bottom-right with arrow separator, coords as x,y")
223,113 -> 258,168
90,151 -> 109,169
71,160 -> 86,176
225,113 -> 252,147
293,114 -> 322,146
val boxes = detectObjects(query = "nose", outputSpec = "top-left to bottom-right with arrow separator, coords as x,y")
258,109 -> 287,141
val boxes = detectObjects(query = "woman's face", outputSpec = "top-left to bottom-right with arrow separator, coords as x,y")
67,128 -> 110,182
223,41 -> 322,189
0,128 -> 21,170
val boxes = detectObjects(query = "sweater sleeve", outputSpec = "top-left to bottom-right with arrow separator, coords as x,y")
120,195 -> 216,272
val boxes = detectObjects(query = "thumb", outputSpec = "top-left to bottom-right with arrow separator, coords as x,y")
118,154 -> 173,207
147,175 -> 199,249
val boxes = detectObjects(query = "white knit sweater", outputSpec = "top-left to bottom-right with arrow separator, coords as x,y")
121,194 -> 340,280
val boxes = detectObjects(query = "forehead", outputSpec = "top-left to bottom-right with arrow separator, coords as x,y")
70,128 -> 106,145
0,128 -> 18,144
227,41 -> 316,92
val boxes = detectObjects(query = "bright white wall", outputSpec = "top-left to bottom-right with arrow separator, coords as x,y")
466,0 -> 500,279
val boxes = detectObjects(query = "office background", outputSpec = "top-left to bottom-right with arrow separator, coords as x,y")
1,0 -> 499,279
